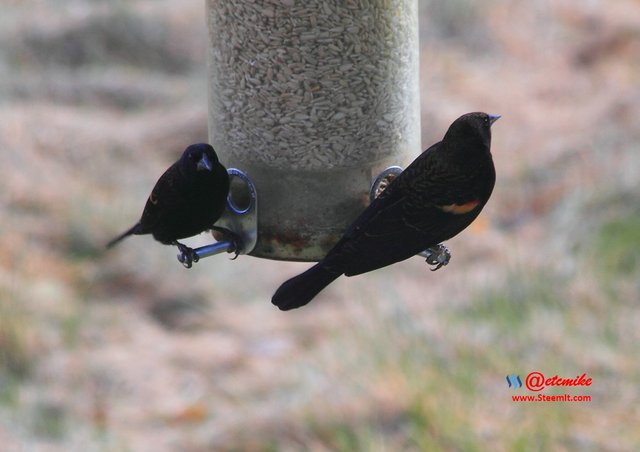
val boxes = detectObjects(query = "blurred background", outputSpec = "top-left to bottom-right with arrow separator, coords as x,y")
1,0 -> 639,450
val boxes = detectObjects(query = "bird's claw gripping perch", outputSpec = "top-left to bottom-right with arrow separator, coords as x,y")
228,236 -> 241,260
212,227 -> 241,260
176,243 -> 199,269
421,244 -> 451,271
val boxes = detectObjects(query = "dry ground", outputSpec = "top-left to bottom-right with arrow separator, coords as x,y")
1,0 -> 639,450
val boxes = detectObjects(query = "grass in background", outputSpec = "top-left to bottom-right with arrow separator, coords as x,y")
247,238 -> 639,451
0,292 -> 33,382
593,212 -> 640,278
9,8 -> 194,74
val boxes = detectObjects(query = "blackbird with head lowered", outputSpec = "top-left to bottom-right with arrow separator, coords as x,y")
107,143 -> 230,267
272,112 -> 499,310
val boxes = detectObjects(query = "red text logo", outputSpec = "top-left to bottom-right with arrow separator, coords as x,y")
525,372 -> 592,392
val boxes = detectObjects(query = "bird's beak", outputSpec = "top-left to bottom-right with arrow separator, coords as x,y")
196,153 -> 212,172
488,114 -> 501,125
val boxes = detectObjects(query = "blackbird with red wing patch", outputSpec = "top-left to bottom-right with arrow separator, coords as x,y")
272,112 -> 499,310
107,143 -> 230,266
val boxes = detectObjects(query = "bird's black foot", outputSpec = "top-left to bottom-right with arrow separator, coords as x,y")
423,244 -> 451,271
175,242 -> 199,269
211,226 -> 242,259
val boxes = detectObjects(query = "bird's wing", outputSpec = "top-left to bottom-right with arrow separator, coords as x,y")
346,147 -> 481,238
330,150 -> 486,276
138,164 -> 186,231
402,143 -> 487,207
338,195 -> 480,276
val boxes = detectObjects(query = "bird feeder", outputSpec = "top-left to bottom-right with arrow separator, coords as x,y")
205,0 -> 420,261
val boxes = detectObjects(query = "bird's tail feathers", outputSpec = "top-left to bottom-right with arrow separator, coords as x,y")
272,263 -> 341,311
106,224 -> 140,249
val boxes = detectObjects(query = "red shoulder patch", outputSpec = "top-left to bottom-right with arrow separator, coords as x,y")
437,199 -> 480,214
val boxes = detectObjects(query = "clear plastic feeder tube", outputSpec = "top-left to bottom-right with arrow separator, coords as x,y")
207,0 -> 420,261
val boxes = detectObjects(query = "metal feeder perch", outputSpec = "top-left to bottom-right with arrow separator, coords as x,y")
200,0 -> 421,262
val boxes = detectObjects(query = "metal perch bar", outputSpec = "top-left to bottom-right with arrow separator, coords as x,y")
195,240 -> 235,258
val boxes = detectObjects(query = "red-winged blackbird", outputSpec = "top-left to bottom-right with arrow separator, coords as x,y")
107,143 -> 230,265
272,112 -> 499,311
